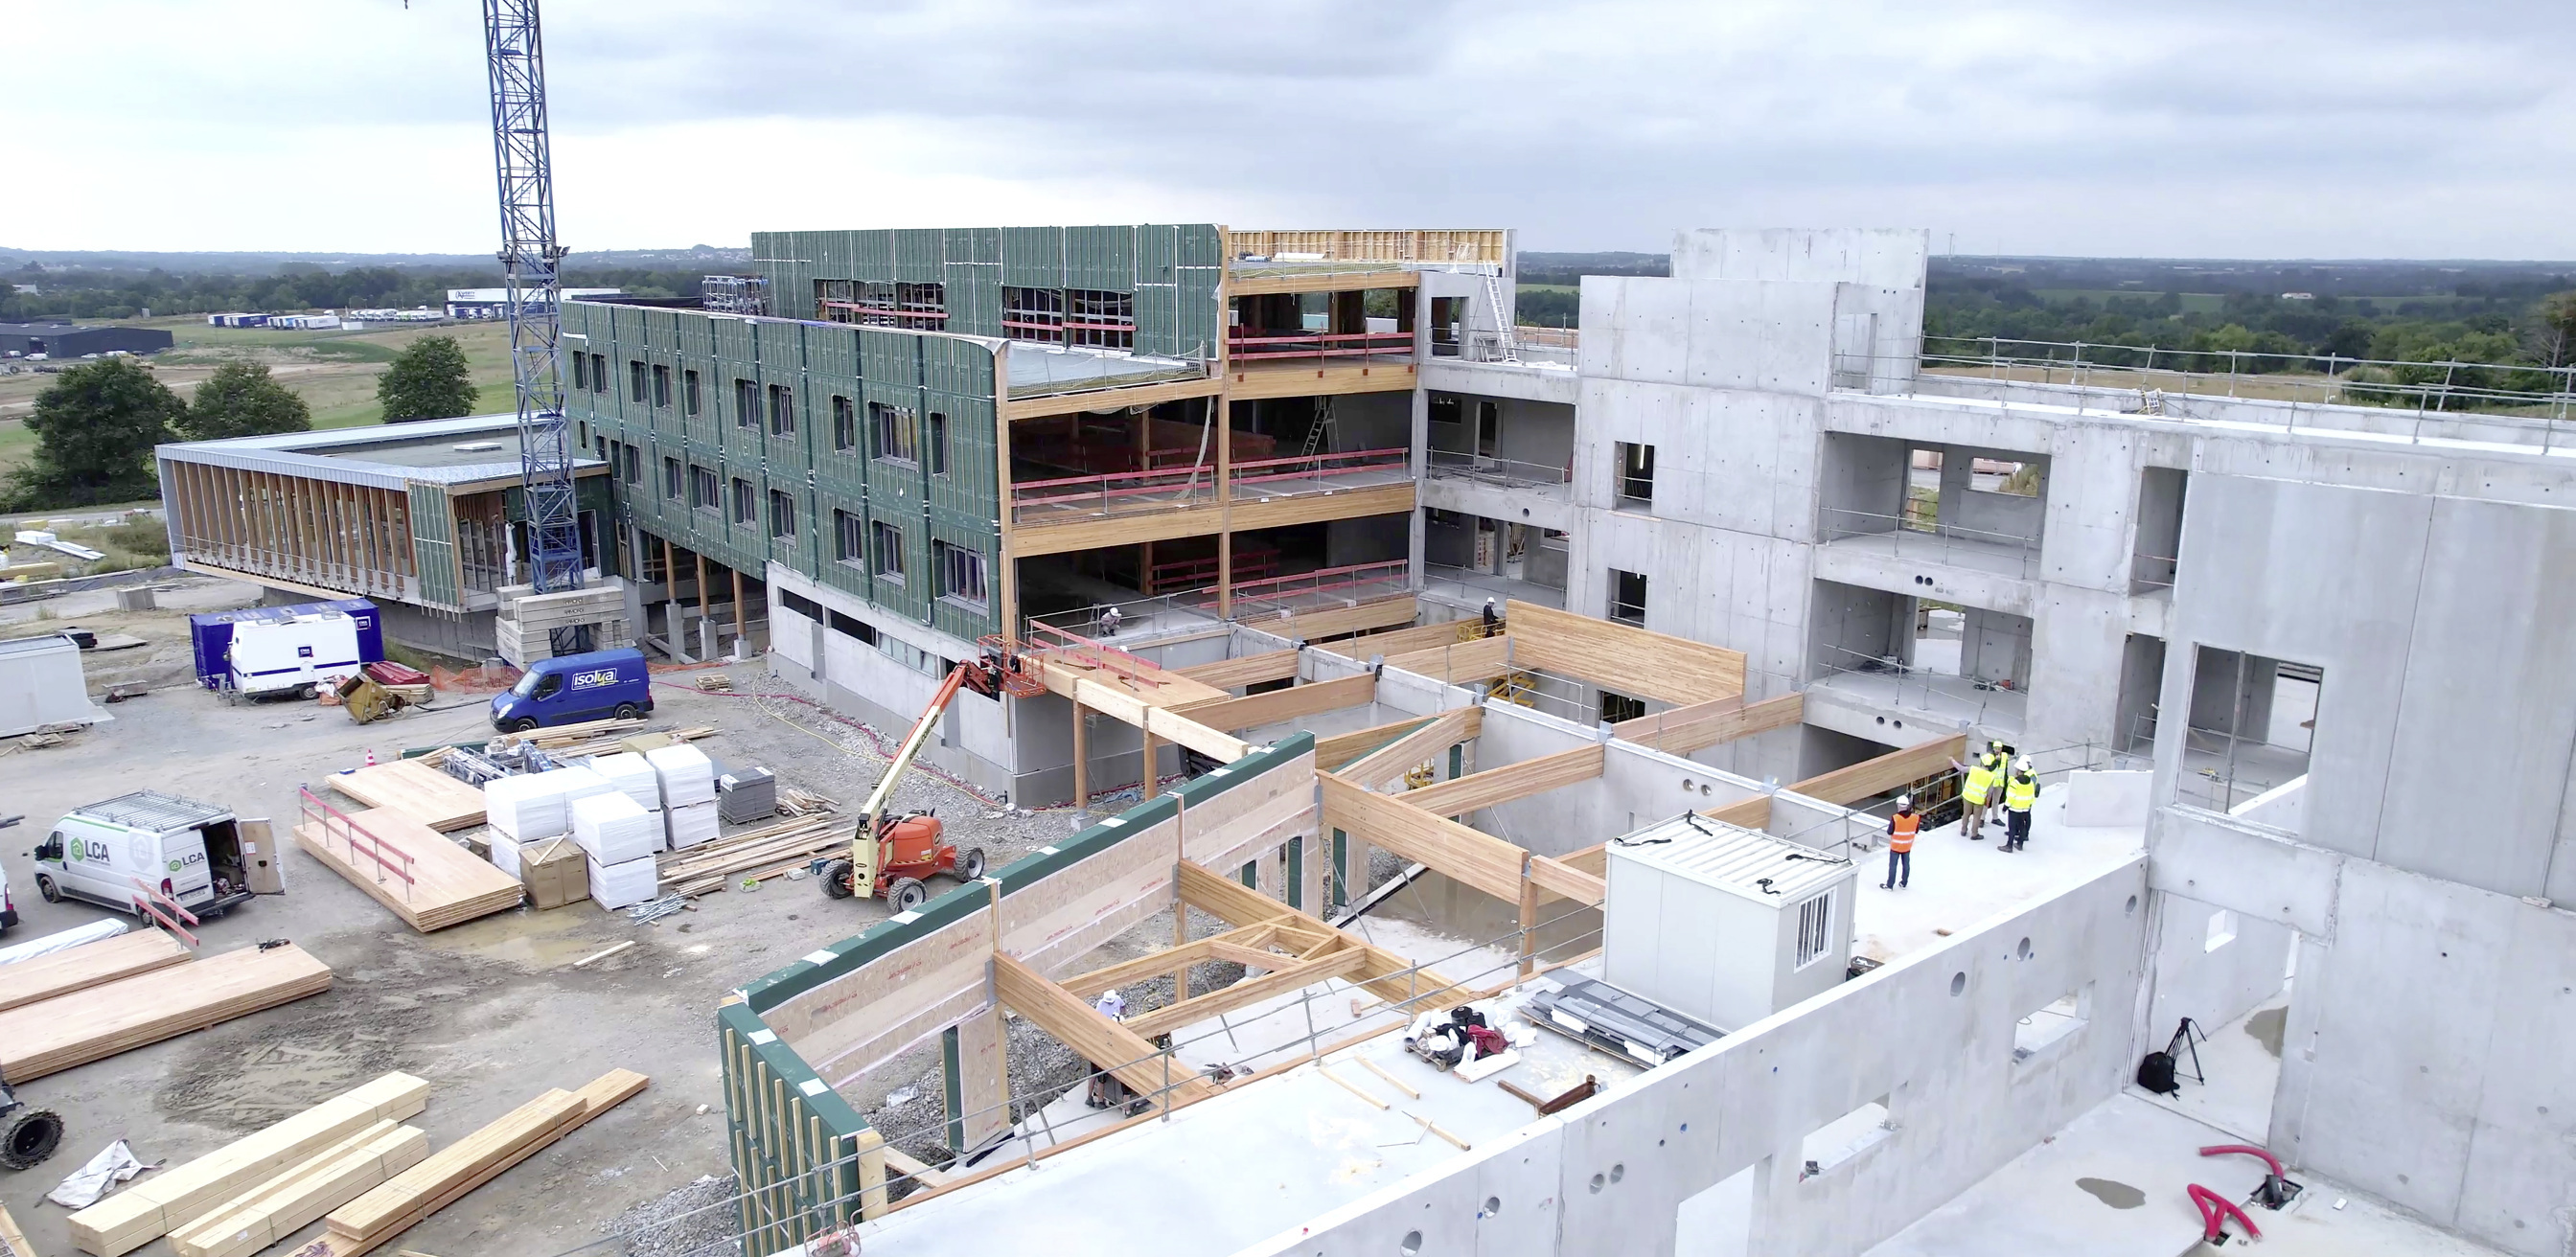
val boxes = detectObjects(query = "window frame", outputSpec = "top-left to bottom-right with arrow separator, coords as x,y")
832,395 -> 857,452
832,510 -> 865,567
729,476 -> 756,527
767,488 -> 797,540
628,360 -> 648,402
683,369 -> 702,416
767,383 -> 796,437
1617,441 -> 1656,505
661,456 -> 682,500
652,363 -> 672,408
734,378 -> 758,429
933,539 -> 987,610
688,464 -> 721,513
870,519 -> 906,583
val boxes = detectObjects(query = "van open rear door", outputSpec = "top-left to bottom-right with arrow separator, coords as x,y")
238,818 -> 284,894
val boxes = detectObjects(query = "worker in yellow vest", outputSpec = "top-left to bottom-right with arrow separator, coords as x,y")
2002,758 -> 2039,852
1954,751 -> 1998,841
1977,741 -> 2009,825
1882,795 -> 1921,889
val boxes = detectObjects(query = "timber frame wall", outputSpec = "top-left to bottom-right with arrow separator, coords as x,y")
163,459 -> 426,605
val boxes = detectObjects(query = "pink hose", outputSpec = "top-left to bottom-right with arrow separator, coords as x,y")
2188,1183 -> 2262,1241
2199,1142 -> 2287,1178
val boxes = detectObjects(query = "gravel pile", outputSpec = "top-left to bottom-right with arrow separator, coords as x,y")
599,1174 -> 741,1257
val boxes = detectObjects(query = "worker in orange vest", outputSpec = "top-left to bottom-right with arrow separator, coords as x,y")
1882,795 -> 1921,890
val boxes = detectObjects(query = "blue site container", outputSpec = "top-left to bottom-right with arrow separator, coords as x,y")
189,598 -> 384,689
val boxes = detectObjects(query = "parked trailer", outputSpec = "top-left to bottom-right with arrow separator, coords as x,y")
225,611 -> 365,700
189,599 -> 381,690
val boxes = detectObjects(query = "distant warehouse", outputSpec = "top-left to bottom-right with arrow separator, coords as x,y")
0,321 -> 175,358
445,286 -> 624,320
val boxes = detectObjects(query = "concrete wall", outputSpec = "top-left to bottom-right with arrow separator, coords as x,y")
2142,888 -> 2291,1050
1243,858 -> 2146,1257
1668,228 -> 1929,292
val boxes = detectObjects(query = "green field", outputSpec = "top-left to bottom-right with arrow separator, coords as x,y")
2030,289 -> 2229,313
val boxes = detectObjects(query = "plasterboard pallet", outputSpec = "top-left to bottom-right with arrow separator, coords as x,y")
328,759 -> 487,832
315,1069 -> 648,1257
0,930 -> 193,1014
293,810 -> 525,932
65,1073 -> 429,1257
0,943 -> 333,1084
167,1120 -> 429,1257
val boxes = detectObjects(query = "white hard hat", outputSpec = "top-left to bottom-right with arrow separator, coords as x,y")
1896,794 -> 1913,810
2015,757 -> 2033,773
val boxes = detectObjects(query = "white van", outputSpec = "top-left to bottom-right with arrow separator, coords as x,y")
226,611 -> 364,700
29,791 -> 278,919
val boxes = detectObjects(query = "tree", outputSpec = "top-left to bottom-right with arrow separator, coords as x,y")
2527,290 -> 2576,370
181,361 -> 310,440
5,358 -> 184,510
377,334 -> 476,422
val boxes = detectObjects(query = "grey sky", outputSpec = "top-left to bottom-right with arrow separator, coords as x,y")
3,0 -> 2569,258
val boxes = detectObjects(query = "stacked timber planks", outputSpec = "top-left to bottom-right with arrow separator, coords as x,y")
0,944 -> 333,1084
314,1069 -> 648,1257
168,1121 -> 429,1257
0,1202 -> 33,1257
0,930 -> 192,1014
292,807 -> 524,932
328,757 -> 486,832
67,1072 -> 427,1257
655,813 -> 846,897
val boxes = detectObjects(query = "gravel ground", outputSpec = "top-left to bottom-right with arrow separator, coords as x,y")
600,1174 -> 742,1257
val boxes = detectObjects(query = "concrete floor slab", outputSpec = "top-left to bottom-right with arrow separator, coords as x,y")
1852,789 -> 2146,964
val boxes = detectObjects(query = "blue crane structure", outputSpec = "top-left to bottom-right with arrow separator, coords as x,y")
482,0 -> 589,653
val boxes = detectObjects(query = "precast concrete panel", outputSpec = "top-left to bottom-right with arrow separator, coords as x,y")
2038,422 -> 2143,595
1668,228 -> 1930,290
1580,276 -> 1695,385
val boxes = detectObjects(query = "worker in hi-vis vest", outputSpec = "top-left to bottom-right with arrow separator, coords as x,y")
1882,795 -> 1921,890
1977,741 -> 2009,821
1953,751 -> 1998,841
2002,758 -> 2039,852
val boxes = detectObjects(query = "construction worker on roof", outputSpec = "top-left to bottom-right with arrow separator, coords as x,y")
1882,795 -> 1920,890
1978,741 -> 2009,824
2002,757 -> 2039,852
1953,750 -> 1997,841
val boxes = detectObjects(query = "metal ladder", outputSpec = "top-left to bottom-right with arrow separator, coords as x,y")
1300,396 -> 1338,459
1481,271 -> 1517,360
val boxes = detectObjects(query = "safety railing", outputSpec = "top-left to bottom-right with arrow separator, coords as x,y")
1227,329 -> 1414,363
1462,329 -> 1578,368
2129,552 -> 2179,595
1424,449 -> 1572,489
128,876 -> 202,947
1913,335 -> 2576,415
297,784 -> 416,898
1010,448 -> 1410,526
1202,560 -> 1414,620
1229,446 -> 1410,492
1419,563 -> 1566,610
1819,507 -> 2043,580
1808,644 -> 2031,734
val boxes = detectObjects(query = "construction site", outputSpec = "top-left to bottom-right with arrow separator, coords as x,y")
4,5 -> 2575,1257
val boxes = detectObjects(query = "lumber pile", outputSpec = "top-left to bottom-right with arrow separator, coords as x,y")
292,809 -> 524,933
655,813 -> 847,897
0,1202 -> 33,1257
692,673 -> 733,692
0,943 -> 332,1083
67,1072 -> 427,1257
776,787 -> 838,817
328,756 -> 486,833
0,930 -> 192,1014
314,1069 -> 648,1257
168,1121 -> 428,1257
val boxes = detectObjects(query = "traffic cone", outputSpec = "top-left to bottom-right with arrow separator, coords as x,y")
363,747 -> 377,767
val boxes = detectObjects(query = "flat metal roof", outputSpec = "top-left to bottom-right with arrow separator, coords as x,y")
1605,811 -> 1854,903
80,789 -> 228,833
157,414 -> 607,489
1005,342 -> 1208,398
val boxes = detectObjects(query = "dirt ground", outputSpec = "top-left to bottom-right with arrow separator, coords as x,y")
0,575 -> 1095,1257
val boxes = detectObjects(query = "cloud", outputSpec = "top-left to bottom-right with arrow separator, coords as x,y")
0,0 -> 2568,257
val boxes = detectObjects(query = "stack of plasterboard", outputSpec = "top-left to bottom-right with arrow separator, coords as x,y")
65,1071 -> 428,1257
647,744 -> 719,852
587,852 -> 660,909
590,752 -> 663,811
483,766 -> 613,841
489,833 -> 523,878
0,944 -> 333,1083
166,1120 -> 429,1257
314,1070 -> 647,1257
570,793 -> 660,865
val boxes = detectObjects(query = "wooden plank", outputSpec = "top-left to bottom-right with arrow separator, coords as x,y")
1001,375 -> 1223,422
1705,795 -> 1771,829
1612,692 -> 1805,755
1319,773 -> 1523,903
66,1073 -> 428,1257
323,1071 -> 646,1251
1227,361 -> 1416,400
1173,650 -> 1300,689
1122,948 -> 1368,1040
1398,744 -> 1604,818
1010,503 -> 1230,558
1381,634 -> 1515,685
1172,863 -> 1469,1014
1779,734 -> 1966,807
1227,481 -> 1416,534
1528,855 -> 1605,905
1326,619 -> 1484,656
1337,707 -> 1481,790
1177,673 -> 1375,732
1315,714 -> 1435,772
327,757 -> 487,834
1503,598 -> 1745,705
171,1124 -> 430,1257
992,954 -> 1217,1105
1281,595 -> 1418,642
1037,663 -> 1250,764
1058,939 -> 1223,1000
0,931 -> 192,1014
293,810 -> 524,933
0,944 -> 332,1085
1227,268 -> 1419,296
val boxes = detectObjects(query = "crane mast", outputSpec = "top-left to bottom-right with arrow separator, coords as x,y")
483,0 -> 587,651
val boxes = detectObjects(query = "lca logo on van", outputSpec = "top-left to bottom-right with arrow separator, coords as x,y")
571,669 -> 619,690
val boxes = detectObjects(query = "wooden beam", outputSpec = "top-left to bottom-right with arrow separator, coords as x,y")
1177,673 -> 1376,732
1122,948 -> 1368,1040
1704,795 -> 1771,829
1226,361 -> 1416,401
1328,618 -> 1484,656
1399,743 -> 1603,818
1173,862 -> 1468,1014
1772,733 -> 1966,808
1070,698 -> 1088,808
1612,692 -> 1805,755
1226,481 -> 1416,534
1282,596 -> 1420,642
992,954 -> 1217,1105
1337,706 -> 1481,790
1002,375 -> 1223,422
1060,939 -> 1223,1000
1503,598 -> 1745,705
1381,633 -> 1516,685
1175,649 -> 1300,689
1320,772 -> 1522,902
1316,714 -> 1434,772
1227,268 -> 1420,296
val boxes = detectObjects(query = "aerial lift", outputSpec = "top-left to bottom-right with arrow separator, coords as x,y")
820,648 -> 1037,911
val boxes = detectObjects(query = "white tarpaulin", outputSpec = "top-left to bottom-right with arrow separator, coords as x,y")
0,918 -> 127,967
46,1139 -> 154,1208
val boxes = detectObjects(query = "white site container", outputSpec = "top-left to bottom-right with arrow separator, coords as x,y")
0,633 -> 101,737
225,610 -> 364,698
1601,813 -> 1859,1033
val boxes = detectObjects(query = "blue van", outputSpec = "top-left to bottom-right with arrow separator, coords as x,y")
490,648 -> 656,731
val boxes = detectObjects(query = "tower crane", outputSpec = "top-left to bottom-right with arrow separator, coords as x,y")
482,0 -> 588,654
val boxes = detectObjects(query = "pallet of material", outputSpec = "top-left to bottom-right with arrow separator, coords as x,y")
655,813 -> 845,896
0,930 -> 192,1014
328,757 -> 486,832
0,943 -> 333,1084
169,1120 -> 429,1257
314,1069 -> 647,1257
293,808 -> 525,932
66,1072 -> 428,1257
